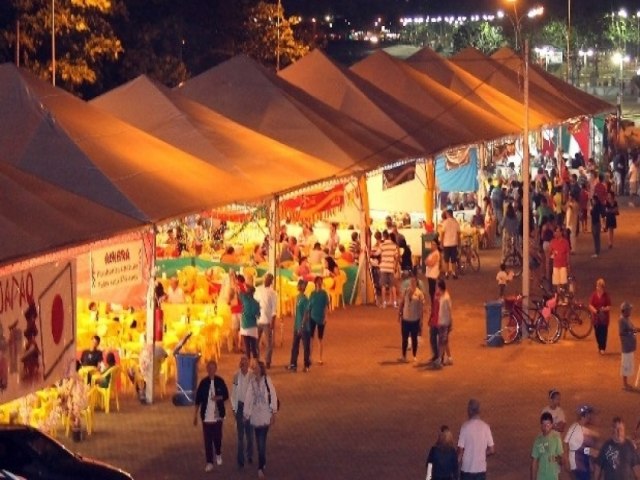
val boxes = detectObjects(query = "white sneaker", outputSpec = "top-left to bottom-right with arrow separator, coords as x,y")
591,254 -> 599,258
258,469 -> 266,478
205,463 -> 214,472
216,455 -> 223,466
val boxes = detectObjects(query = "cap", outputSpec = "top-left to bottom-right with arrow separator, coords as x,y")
577,405 -> 595,416
621,301 -> 633,312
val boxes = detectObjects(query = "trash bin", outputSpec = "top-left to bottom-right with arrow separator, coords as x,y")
173,353 -> 200,406
485,301 -> 504,347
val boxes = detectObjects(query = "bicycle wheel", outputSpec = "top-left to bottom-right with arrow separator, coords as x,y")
567,305 -> 593,339
503,253 -> 523,277
469,249 -> 480,272
535,312 -> 561,344
501,311 -> 520,344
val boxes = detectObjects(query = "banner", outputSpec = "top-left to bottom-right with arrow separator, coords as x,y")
90,240 -> 144,296
435,147 -> 479,192
443,147 -> 472,171
0,261 -> 76,403
280,184 -> 345,221
382,162 -> 416,190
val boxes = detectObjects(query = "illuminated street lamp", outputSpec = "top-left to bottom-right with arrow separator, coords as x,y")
612,52 -> 630,117
505,0 -> 544,52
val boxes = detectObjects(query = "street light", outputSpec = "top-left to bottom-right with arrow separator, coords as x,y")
612,52 -> 630,121
505,0 -> 544,52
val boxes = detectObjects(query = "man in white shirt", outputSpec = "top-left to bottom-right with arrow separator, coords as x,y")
254,274 -> 277,369
231,356 -> 254,469
166,276 -> 186,303
458,398 -> 495,479
441,210 -> 461,280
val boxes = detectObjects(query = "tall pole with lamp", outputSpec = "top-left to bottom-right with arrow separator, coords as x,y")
276,0 -> 281,72
506,0 -> 543,52
51,0 -> 55,86
522,38 -> 530,307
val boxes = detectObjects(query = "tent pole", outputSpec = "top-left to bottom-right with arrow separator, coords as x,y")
522,39 -> 531,318
357,174 -> 372,304
144,227 -> 156,404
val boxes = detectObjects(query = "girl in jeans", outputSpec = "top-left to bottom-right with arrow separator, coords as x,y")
244,361 -> 278,479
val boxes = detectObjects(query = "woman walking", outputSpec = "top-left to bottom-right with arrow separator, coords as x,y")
425,425 -> 458,480
604,191 -> 619,249
590,196 -> 603,258
588,278 -> 612,355
425,238 -> 441,306
244,361 -> 278,479
397,275 -> 425,363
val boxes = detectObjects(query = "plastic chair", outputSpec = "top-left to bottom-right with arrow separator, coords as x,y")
328,271 -> 347,309
91,366 -> 121,413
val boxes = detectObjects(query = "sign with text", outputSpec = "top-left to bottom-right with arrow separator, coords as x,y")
90,240 -> 144,296
0,261 -> 76,403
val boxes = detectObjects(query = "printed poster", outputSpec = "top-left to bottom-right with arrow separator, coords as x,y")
90,240 -> 144,296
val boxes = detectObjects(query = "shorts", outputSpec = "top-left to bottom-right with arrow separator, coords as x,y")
309,318 -> 325,340
231,313 -> 241,330
443,246 -> 458,263
380,271 -> 394,288
552,267 -> 568,285
621,352 -> 635,377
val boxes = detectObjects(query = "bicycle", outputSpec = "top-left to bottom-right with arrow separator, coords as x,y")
502,235 -> 523,278
499,295 -> 561,344
538,279 -> 593,340
456,236 -> 480,275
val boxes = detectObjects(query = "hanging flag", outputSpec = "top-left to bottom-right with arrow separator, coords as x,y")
280,185 -> 345,221
382,162 -> 416,190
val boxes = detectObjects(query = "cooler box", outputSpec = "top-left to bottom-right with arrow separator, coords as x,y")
173,353 -> 200,406
485,301 -> 504,347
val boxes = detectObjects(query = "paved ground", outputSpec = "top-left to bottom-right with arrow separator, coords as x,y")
60,201 -> 640,480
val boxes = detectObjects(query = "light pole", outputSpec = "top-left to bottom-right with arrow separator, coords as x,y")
578,48 -> 593,84
567,0 -> 571,82
635,11 -> 640,67
612,52 -> 630,136
51,0 -> 55,86
276,0 -> 281,72
505,0 -> 543,52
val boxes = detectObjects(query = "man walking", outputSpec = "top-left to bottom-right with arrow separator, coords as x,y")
397,275 -> 424,363
286,280 -> 311,373
379,230 -> 398,308
593,416 -> 640,479
254,274 -> 277,368
231,356 -> 254,469
549,226 -> 571,292
619,302 -> 639,391
458,398 -> 495,480
441,210 -> 460,280
531,412 -> 563,480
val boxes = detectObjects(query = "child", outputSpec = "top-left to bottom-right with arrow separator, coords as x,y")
496,263 -> 513,298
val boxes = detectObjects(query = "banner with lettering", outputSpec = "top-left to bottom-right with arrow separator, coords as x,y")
280,184 -> 345,222
90,240 -> 144,296
0,261 -> 76,403
382,162 -> 416,190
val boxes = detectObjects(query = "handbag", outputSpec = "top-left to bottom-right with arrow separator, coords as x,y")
265,376 -> 281,411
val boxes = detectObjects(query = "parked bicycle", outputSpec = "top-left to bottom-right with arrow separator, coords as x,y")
456,236 -> 480,275
538,278 -> 593,340
502,235 -> 523,277
499,295 -> 561,344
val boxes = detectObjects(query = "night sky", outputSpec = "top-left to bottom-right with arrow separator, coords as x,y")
284,0 -> 629,25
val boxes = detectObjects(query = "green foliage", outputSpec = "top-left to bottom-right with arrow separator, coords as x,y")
241,1 -> 309,69
2,0 -> 123,94
452,22 -> 506,55
399,22 -> 455,54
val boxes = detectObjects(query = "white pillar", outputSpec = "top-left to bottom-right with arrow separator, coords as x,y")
144,228 -> 156,403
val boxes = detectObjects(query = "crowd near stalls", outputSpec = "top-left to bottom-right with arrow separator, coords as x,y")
0,42 -> 619,460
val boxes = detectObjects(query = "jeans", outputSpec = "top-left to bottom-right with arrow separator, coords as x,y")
289,331 -> 311,368
257,324 -> 273,365
401,320 -> 420,358
592,225 -> 601,255
429,326 -> 439,360
427,278 -> 437,305
202,421 -> 223,463
242,335 -> 259,359
254,425 -> 270,470
594,323 -> 609,351
235,402 -> 253,466
461,472 -> 486,480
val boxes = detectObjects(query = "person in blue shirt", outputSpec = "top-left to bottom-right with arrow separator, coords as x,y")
308,276 -> 330,365
286,280 -> 311,372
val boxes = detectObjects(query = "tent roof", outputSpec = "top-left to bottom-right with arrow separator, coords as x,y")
178,55 -> 419,172
350,51 -> 523,145
91,75 -> 340,196
0,63 -> 252,223
405,47 -> 552,128
0,162 -> 143,267
451,47 -> 586,121
490,48 -> 612,116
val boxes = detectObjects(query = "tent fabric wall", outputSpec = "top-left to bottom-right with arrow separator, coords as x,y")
435,149 -> 479,193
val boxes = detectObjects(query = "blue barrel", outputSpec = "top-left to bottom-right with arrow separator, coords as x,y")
173,353 -> 200,406
485,301 -> 504,347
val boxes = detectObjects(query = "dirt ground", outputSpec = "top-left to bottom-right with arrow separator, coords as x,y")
60,201 -> 640,480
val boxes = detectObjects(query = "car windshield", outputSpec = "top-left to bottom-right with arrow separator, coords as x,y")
25,431 -> 75,465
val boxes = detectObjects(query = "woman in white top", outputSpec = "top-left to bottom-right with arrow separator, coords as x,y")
244,361 -> 278,479
425,238 -> 441,306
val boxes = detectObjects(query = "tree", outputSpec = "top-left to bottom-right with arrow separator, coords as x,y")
241,1 -> 309,69
2,0 -> 123,95
399,22 -> 456,54
452,22 -> 506,55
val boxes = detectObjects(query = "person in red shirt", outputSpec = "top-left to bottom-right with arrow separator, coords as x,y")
593,173 -> 608,205
578,184 -> 590,234
549,226 -> 571,291
588,278 -> 612,354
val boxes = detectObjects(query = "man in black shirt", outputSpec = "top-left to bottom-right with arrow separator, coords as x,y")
80,335 -> 103,367
594,416 -> 640,480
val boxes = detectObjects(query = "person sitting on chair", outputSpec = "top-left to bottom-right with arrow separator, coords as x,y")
93,352 -> 117,388
80,336 -> 103,368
